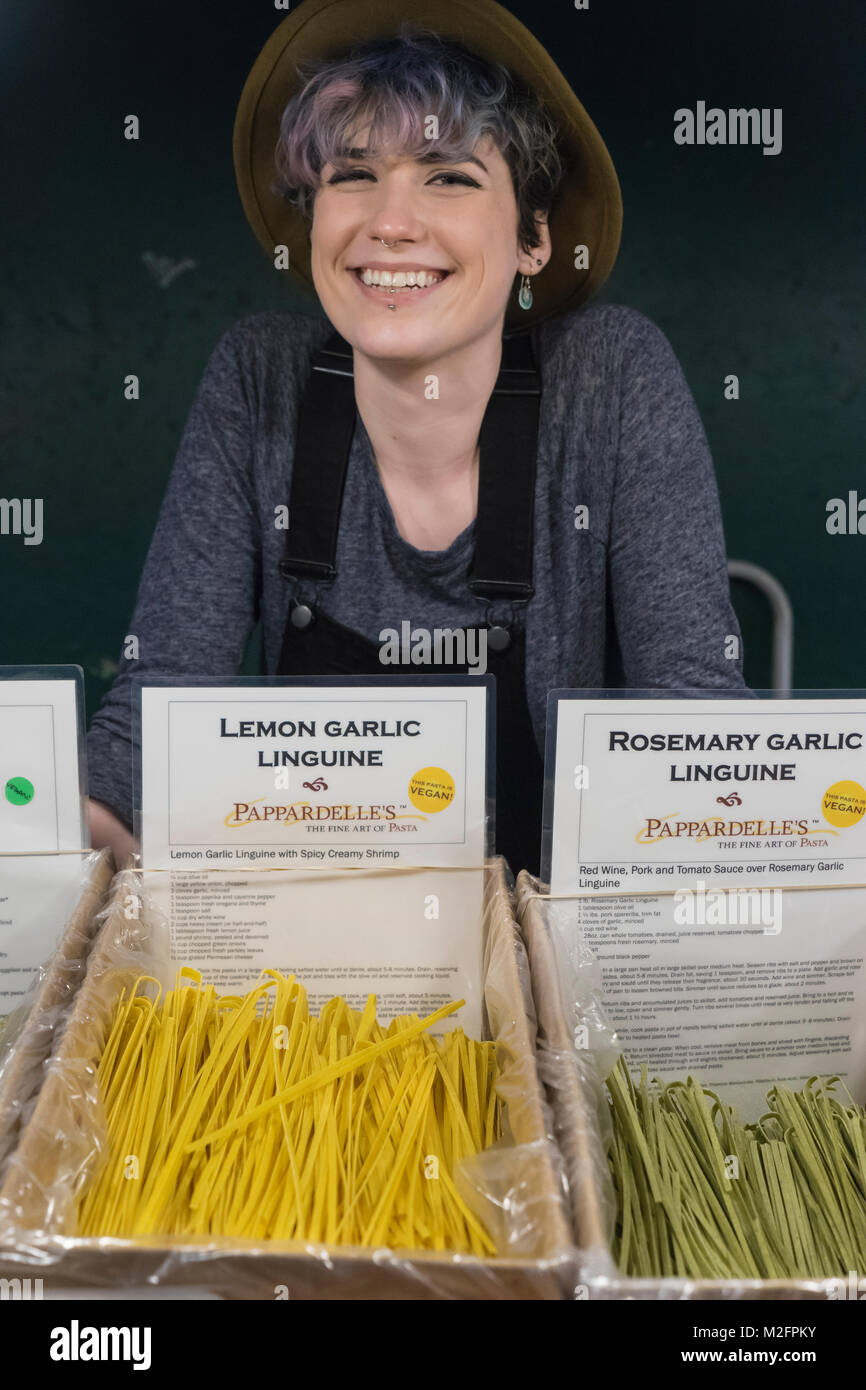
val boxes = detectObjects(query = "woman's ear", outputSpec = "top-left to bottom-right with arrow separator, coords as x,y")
517,212 -> 552,276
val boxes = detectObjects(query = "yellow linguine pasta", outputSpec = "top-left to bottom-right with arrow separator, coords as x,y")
76,969 -> 502,1253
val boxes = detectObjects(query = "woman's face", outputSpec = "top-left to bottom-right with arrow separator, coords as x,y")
310,135 -> 549,364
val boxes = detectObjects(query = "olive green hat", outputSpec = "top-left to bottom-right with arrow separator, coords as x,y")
233,0 -> 622,327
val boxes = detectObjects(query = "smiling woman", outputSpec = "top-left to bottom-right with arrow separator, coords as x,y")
85,0 -> 749,874
275,30 -> 558,441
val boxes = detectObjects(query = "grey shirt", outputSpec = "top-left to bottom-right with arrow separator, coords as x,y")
86,302 -> 748,830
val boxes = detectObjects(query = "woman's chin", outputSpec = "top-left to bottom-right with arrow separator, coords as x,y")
342,317 -> 448,364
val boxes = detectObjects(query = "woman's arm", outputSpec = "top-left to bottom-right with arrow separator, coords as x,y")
607,310 -> 748,691
86,320 -> 262,831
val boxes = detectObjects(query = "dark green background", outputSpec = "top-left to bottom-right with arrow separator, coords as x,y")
1,0 -> 863,723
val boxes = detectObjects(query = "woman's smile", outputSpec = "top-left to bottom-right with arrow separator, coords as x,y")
350,263 -> 452,303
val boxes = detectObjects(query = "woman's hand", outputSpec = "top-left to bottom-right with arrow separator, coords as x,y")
87,798 -> 139,867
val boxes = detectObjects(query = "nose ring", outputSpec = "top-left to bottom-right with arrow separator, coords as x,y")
379,238 -> 398,248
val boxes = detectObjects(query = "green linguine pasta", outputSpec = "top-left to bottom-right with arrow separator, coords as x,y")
606,1058 -> 866,1280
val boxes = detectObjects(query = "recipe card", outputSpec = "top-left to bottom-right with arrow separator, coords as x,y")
542,694 -> 866,1116
141,864 -> 486,1036
545,696 -> 866,895
0,673 -> 85,853
552,883 -> 866,1118
136,680 -> 493,1032
0,855 -> 91,1016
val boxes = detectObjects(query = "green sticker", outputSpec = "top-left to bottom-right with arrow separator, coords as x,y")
5,777 -> 34,806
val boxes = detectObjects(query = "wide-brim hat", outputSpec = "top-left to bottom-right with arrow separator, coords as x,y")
233,0 -> 622,328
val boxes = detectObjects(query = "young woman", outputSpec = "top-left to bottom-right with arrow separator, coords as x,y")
87,0 -> 747,874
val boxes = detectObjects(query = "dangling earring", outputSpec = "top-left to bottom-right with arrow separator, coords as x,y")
518,273 -> 533,311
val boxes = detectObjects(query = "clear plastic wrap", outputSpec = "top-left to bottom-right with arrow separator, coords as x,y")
515,871 -> 836,1301
0,858 -> 576,1299
0,849 -> 115,1180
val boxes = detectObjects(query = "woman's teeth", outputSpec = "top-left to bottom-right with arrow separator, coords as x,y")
358,269 -> 444,290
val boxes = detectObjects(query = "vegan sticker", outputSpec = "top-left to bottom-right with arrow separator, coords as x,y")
822,780 -> 866,828
5,776 -> 34,806
408,767 -> 455,813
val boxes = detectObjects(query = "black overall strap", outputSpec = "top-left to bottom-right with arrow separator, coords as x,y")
279,331 -> 541,592
469,332 -> 540,602
278,336 -> 356,582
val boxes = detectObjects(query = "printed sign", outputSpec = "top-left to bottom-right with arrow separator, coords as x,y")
543,695 -> 866,1116
142,864 -> 485,1036
0,856 -> 90,1015
137,681 -> 492,1034
140,682 -> 491,870
546,696 -> 866,895
556,883 -> 866,1118
0,676 -> 84,852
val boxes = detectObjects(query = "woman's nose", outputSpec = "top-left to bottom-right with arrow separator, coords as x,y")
367,172 -> 424,246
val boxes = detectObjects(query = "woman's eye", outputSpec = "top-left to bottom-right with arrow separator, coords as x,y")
427,171 -> 481,188
326,168 -> 375,185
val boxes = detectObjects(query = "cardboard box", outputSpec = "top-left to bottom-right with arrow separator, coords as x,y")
516,870 -> 835,1301
0,849 -> 115,1174
0,860 -> 575,1299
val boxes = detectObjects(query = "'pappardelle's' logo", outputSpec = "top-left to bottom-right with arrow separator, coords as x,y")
224,801 -> 423,826
637,815 -> 812,844
636,782 -> 866,843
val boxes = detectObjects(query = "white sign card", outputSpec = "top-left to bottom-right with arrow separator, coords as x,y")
543,695 -> 866,1117
0,677 -> 85,853
140,682 -> 491,870
0,856 -> 90,1016
138,681 -> 492,1035
546,697 -> 866,895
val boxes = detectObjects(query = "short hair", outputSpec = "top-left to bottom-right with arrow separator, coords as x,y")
274,30 -> 564,252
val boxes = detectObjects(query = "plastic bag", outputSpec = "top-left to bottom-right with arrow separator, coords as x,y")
0,858 -> 576,1300
515,871 -> 833,1301
0,848 -> 114,1181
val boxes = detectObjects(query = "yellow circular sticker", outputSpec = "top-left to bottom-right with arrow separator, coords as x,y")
822,780 -> 866,828
408,766 -> 455,813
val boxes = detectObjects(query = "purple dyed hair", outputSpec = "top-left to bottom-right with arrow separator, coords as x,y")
273,30 -> 564,252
